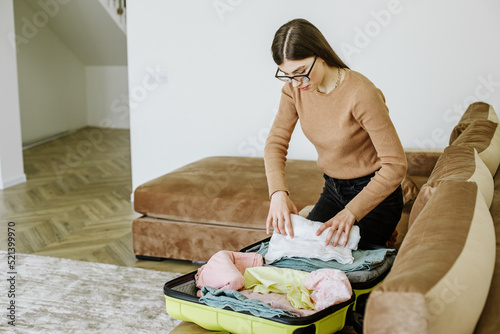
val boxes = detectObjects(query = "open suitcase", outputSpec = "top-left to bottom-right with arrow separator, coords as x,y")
164,238 -> 394,334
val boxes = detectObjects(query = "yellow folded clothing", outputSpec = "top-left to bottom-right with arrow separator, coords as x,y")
244,267 -> 314,310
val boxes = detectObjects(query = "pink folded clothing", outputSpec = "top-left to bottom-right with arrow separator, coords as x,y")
195,251 -> 263,296
240,290 -> 317,317
303,269 -> 352,311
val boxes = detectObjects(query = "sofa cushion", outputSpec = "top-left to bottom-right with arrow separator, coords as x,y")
132,216 -> 269,261
133,156 -> 323,229
451,119 -> 500,176
408,146 -> 494,228
364,180 -> 496,334
402,176 -> 420,204
404,150 -> 442,177
449,102 -> 499,144
474,166 -> 500,333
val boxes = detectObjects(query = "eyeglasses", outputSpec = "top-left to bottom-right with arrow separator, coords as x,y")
275,56 -> 317,83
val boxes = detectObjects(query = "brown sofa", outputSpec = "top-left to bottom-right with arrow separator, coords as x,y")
132,157 -> 324,262
132,102 -> 499,332
131,153 -> 436,262
364,102 -> 500,333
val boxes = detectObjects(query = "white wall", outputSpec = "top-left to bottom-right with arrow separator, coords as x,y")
127,0 -> 500,191
0,0 -> 26,189
86,66 -> 130,129
14,0 -> 88,144
23,0 -> 128,66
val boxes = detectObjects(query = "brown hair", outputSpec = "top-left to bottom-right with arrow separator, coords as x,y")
271,18 -> 349,69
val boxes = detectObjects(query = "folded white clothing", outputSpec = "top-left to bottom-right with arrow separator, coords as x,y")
265,214 -> 361,265
284,214 -> 360,250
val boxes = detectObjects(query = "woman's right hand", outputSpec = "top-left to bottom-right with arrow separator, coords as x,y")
266,190 -> 298,237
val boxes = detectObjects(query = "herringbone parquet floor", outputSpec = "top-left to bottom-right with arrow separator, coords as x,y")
1,127 -> 359,334
0,127 -> 200,274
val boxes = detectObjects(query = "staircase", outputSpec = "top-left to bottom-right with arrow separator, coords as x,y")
98,0 -> 127,34
23,0 -> 127,65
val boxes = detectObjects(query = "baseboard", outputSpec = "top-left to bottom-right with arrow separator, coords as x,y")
23,129 -> 78,150
0,173 -> 27,189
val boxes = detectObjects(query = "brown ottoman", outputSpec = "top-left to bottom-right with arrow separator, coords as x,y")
132,156 -> 324,262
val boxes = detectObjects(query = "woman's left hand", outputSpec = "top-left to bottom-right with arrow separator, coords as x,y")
316,208 -> 356,247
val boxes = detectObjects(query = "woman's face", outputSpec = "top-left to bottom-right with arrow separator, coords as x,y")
278,56 -> 324,92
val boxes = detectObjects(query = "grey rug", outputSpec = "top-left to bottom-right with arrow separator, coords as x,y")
0,251 -> 182,333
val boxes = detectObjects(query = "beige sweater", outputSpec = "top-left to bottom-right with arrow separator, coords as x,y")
264,69 -> 407,221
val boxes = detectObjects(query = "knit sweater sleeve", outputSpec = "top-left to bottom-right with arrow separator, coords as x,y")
264,85 -> 299,198
345,83 -> 407,221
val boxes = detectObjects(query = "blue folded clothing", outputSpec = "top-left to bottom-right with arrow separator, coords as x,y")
256,241 -> 396,274
199,286 -> 295,318
344,253 -> 396,283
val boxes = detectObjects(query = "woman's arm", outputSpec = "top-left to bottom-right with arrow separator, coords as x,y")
264,85 -> 299,236
345,82 -> 407,221
318,82 -> 406,247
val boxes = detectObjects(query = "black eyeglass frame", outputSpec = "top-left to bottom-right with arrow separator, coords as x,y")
275,56 -> 317,83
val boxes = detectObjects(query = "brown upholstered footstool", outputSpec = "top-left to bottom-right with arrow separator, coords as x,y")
132,156 -> 324,262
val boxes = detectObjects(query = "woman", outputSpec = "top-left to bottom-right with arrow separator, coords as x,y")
264,18 -> 407,249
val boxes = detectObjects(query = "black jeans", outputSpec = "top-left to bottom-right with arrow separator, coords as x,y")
306,172 -> 404,248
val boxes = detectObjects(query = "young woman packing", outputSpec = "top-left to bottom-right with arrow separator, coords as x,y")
264,18 -> 406,248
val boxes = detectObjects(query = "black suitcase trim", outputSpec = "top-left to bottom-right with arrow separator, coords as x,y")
164,237 -> 393,330
164,271 -> 356,326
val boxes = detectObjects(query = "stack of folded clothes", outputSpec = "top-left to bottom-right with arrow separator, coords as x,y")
259,214 -> 397,284
194,214 -> 396,317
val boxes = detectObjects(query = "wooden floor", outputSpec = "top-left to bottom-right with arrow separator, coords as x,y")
1,127 -> 358,333
0,127 -> 201,274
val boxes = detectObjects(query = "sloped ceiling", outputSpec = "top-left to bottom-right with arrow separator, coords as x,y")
23,0 -> 127,65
